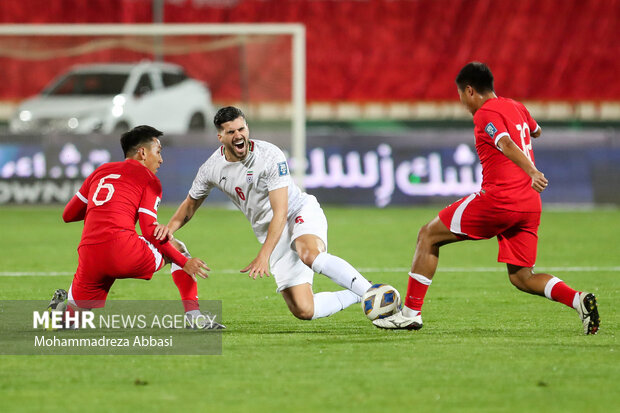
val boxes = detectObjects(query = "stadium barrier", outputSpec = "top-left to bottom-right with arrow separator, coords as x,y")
1,130 -> 618,206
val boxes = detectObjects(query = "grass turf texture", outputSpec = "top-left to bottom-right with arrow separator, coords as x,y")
0,206 -> 618,412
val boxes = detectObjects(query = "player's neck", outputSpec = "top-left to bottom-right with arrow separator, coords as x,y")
473,92 -> 497,113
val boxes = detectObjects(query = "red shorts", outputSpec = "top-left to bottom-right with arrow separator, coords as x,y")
68,233 -> 165,308
438,192 -> 541,267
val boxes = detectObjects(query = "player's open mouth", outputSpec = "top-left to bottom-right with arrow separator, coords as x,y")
233,140 -> 245,151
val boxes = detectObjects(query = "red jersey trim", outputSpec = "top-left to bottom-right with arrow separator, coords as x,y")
249,140 -> 255,152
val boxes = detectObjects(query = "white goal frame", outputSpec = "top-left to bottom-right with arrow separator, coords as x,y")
0,23 -> 307,187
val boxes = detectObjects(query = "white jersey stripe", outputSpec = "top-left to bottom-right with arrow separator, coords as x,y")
494,132 -> 510,150
76,191 -> 88,204
138,208 -> 157,219
450,193 -> 477,235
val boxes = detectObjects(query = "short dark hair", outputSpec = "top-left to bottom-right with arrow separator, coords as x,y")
456,62 -> 495,93
120,125 -> 163,157
214,106 -> 246,131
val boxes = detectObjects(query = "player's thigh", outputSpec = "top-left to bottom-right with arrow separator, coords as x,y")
271,237 -> 315,293
290,195 -> 328,251
107,235 -> 165,280
438,192 -> 513,239
497,212 -> 540,267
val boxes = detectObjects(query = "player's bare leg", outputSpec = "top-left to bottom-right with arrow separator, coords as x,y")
295,234 -> 372,297
281,282 -> 361,320
507,264 -> 599,334
374,216 -> 460,330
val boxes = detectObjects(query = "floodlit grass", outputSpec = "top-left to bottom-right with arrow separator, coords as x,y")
0,206 -> 618,412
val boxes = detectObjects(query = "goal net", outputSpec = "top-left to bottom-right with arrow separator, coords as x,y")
0,24 -> 306,185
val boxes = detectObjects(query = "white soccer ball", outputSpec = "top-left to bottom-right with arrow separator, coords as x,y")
361,283 -> 401,320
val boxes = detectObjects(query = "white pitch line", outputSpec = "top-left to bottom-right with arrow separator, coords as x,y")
1,266 -> 619,277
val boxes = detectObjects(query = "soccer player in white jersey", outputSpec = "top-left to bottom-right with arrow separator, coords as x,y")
155,106 -> 372,320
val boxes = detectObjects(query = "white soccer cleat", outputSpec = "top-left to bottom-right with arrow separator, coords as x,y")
185,311 -> 226,330
372,310 -> 423,330
576,292 -> 600,335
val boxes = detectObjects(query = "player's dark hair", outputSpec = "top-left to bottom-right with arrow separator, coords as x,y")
456,62 -> 495,93
120,125 -> 163,157
214,106 -> 246,131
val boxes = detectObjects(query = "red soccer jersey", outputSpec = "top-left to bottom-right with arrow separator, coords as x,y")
473,96 -> 541,212
75,159 -> 161,246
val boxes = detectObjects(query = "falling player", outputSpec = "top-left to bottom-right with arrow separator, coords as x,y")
155,106 -> 373,320
373,62 -> 600,335
49,125 -> 224,329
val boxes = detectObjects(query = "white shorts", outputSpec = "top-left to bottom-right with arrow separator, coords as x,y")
270,195 -> 328,293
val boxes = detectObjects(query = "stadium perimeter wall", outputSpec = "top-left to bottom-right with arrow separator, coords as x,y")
1,128 -> 618,207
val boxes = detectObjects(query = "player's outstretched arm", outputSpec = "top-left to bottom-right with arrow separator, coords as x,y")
497,136 -> 548,193
240,187 -> 288,279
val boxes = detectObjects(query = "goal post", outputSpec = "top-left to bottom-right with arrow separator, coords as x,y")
0,23 -> 307,187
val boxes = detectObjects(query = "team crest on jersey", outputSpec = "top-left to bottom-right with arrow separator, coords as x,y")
246,170 -> 254,184
277,162 -> 289,176
485,122 -> 498,138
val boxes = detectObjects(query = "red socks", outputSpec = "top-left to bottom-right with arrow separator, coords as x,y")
544,277 -> 579,309
404,272 -> 432,312
172,269 -> 200,312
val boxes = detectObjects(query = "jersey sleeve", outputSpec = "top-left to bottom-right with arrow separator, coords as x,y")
520,102 -> 540,134
138,177 -> 188,268
188,161 -> 214,200
263,146 -> 291,192
475,109 -> 510,150
138,177 -> 162,220
62,174 -> 91,222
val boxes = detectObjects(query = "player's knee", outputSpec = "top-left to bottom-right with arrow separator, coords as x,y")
298,248 -> 320,268
291,304 -> 314,320
417,222 -> 433,245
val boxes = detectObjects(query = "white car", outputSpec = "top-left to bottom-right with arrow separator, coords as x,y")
10,61 -> 215,134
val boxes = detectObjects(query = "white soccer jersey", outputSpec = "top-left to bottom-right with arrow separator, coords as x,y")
189,140 -> 307,242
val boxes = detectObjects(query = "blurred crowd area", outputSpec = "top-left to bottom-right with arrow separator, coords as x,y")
0,0 -> 619,124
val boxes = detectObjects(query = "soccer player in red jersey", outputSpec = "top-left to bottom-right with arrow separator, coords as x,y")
48,125 -> 224,329
374,62 -> 600,335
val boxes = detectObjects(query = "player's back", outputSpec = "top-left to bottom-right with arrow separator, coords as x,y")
80,159 -> 158,246
473,96 -> 541,212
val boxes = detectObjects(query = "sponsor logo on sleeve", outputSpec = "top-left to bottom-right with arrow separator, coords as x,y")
277,162 -> 289,176
154,196 -> 161,211
485,122 -> 498,138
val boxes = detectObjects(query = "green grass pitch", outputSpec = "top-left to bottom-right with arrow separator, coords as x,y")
0,205 -> 618,412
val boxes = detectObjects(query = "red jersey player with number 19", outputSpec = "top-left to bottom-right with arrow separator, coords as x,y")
373,62 -> 600,335
48,126 -> 223,328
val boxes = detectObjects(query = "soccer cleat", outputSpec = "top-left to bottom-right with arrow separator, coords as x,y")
47,289 -> 68,311
372,310 -> 423,330
185,311 -> 226,330
576,292 -> 600,335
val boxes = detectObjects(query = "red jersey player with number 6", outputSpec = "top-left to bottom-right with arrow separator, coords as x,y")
47,126 -> 223,329
373,62 -> 600,335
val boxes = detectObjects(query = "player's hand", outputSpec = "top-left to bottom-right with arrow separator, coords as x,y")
240,254 -> 271,279
531,171 -> 549,193
183,257 -> 210,281
153,222 -> 173,241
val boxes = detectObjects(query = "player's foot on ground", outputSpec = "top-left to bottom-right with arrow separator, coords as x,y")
185,311 -> 226,330
576,292 -> 600,335
47,289 -> 68,311
372,311 -> 423,330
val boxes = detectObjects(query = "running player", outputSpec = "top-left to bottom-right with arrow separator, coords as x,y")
49,125 -> 223,329
373,62 -> 600,335
156,106 -> 373,320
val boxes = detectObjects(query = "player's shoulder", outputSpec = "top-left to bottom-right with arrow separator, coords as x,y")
253,139 -> 285,158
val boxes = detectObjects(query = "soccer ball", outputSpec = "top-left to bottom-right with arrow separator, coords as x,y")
362,283 -> 401,320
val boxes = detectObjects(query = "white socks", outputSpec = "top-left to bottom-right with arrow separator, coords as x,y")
311,290 -> 360,320
311,252 -> 372,296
